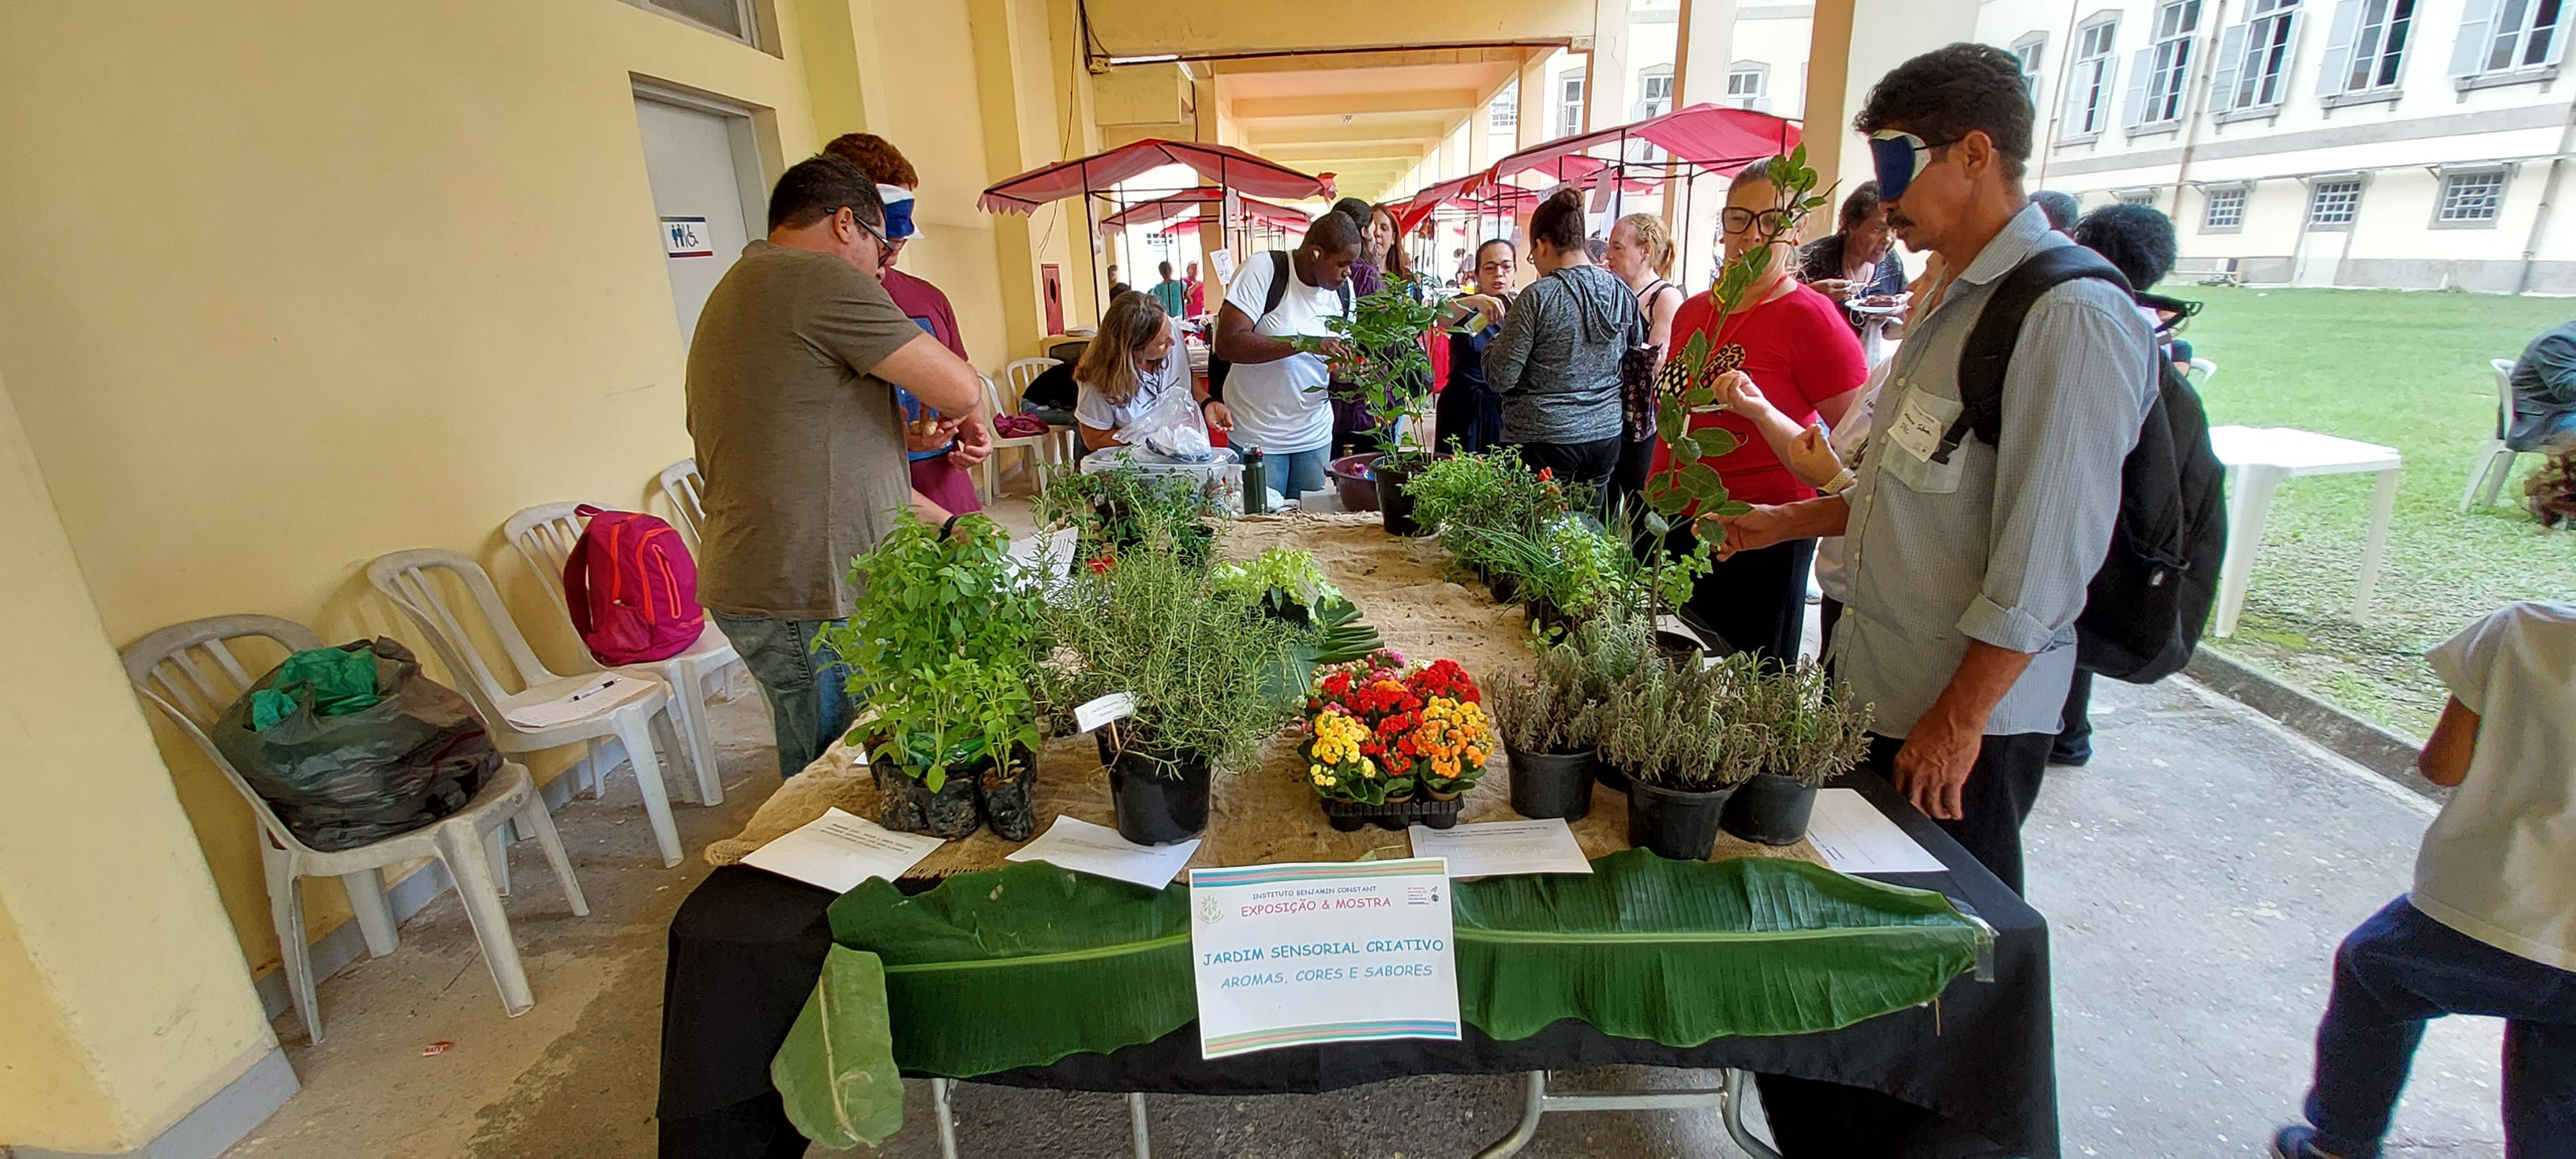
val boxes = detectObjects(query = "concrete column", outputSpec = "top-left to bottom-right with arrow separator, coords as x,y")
1586,0 -> 1631,137
0,369 -> 287,1156
1824,0 -> 1983,238
1046,0 -> 1106,326
1802,0 -> 1858,242
1668,0 -> 1739,287
794,0 -> 890,137
1515,51 -> 1551,154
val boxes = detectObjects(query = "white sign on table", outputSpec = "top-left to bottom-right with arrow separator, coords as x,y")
1803,789 -> 1945,875
739,808 -> 945,892
1406,819 -> 1593,880
1007,815 -> 1199,889
1187,858 -> 1460,1059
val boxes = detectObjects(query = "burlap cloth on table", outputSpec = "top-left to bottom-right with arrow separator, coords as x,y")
704,512 -> 1826,876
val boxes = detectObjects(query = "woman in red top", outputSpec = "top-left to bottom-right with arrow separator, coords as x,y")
1656,162 -> 1868,663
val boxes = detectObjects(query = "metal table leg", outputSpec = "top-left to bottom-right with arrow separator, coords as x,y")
1127,1091 -> 1151,1159
930,1077 -> 959,1159
1472,1068 -> 1782,1159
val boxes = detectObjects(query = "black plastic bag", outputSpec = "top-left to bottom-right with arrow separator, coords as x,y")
214,638 -> 498,852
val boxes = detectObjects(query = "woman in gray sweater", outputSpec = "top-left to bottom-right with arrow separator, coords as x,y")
1482,186 -> 1644,496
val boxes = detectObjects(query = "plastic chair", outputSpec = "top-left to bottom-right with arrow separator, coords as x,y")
2187,356 -> 2217,387
366,549 -> 684,866
1003,358 -> 1079,474
504,502 -> 735,805
121,615 -> 588,1041
978,372 -> 1061,501
2462,357 -> 2523,511
657,457 -> 710,552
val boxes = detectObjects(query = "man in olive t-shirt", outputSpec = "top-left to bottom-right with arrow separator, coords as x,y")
687,155 -> 991,778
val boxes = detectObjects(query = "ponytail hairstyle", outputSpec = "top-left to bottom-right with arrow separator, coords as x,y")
1074,291 -> 1170,407
1615,212 -> 1675,279
1529,186 -> 1588,256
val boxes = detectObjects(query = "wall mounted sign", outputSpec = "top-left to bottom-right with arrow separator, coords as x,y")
662,216 -> 713,258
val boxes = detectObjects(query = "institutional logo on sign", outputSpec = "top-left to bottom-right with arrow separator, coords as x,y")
661,216 -> 713,258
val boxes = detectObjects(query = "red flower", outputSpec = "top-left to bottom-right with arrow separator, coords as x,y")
1537,467 -> 1554,482
1087,557 -> 1114,574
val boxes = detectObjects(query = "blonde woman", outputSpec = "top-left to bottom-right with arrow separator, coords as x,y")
1603,212 -> 1683,508
1072,291 -> 1189,454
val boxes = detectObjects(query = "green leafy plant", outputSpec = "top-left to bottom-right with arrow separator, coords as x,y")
1645,147 -> 1834,551
817,512 -> 1043,786
1035,549 -> 1301,775
1296,595 -> 1386,667
1492,607 -> 1656,752
1599,652 -> 1765,791
1211,546 -> 1341,619
1034,466 -> 1226,566
1317,277 -> 1444,467
1407,445 -> 1569,546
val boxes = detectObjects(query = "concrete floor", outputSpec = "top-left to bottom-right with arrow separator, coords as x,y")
221,671 -> 2507,1158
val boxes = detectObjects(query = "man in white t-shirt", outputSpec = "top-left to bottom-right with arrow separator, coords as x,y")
1208,212 -> 1361,500
2275,588 -> 2576,1157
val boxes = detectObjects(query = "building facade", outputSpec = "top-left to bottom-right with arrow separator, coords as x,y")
1981,0 -> 2576,291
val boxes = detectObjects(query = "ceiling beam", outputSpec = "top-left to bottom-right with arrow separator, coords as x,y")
1227,89 -> 1482,119
1260,143 -> 1432,163
1240,121 -> 1453,146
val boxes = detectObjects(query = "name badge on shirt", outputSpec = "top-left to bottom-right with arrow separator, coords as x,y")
1882,388 -> 1949,462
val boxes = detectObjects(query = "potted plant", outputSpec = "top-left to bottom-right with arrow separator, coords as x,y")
1488,608 -> 1657,817
1035,465 -> 1227,567
1300,654 -> 1493,831
1039,549 -> 1300,845
1317,279 -> 1443,533
1721,663 -> 1874,846
819,513 -> 1044,838
1601,654 -> 1763,860
1211,546 -> 1339,625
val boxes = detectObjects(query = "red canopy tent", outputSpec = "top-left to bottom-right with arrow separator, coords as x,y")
1102,187 -> 1226,230
1488,103 -> 1799,186
979,138 -> 1334,215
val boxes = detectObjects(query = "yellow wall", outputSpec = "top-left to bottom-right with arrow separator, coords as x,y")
1080,0 -> 1594,58
0,0 -> 834,977
0,369 -> 275,1153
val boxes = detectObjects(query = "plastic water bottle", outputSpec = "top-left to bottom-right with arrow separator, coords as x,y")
1241,448 -> 1267,515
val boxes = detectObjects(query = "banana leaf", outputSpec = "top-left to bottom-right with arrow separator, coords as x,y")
825,861 -> 1196,1077
771,947 -> 904,1149
1453,851 -> 1988,1044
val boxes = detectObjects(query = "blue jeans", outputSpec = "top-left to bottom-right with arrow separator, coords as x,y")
709,612 -> 852,779
1257,446 -> 1329,501
2303,897 -> 2576,1158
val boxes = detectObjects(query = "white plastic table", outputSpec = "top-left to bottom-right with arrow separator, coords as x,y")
2207,425 -> 2402,637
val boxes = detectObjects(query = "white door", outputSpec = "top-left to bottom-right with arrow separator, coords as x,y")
635,93 -> 761,345
2292,230 -> 2349,288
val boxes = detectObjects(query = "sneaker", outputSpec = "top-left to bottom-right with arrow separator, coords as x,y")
2272,1126 -> 2342,1159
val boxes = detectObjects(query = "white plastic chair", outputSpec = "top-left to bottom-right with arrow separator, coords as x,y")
2462,357 -> 2523,511
366,549 -> 684,866
979,372 -> 1062,501
504,502 -> 735,805
121,615 -> 588,1041
1002,358 -> 1078,474
2187,356 -> 2217,387
657,457 -> 710,552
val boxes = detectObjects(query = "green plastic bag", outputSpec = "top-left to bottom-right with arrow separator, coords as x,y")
249,646 -> 383,730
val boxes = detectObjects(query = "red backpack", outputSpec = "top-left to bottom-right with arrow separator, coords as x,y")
563,505 -> 704,665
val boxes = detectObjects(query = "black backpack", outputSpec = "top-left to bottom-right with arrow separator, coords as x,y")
1206,250 -> 1350,400
1938,243 -> 2228,685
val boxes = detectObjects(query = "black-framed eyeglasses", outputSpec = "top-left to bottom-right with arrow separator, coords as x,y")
1720,207 -> 1792,236
844,206 -> 894,249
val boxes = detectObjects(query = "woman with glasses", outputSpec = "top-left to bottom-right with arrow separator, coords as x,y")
1434,238 -> 1518,455
1657,160 -> 1868,665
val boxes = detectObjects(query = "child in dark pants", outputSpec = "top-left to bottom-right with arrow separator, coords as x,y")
2275,587 -> 2576,1150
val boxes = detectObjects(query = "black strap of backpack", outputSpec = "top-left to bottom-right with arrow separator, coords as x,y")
1211,251 -> 1329,404
1934,244 -> 2135,465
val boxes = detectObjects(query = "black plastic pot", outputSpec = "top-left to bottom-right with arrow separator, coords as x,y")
1320,794 -> 1464,832
1592,754 -> 1628,793
1626,778 -> 1741,861
1507,745 -> 1596,820
1721,773 -> 1818,846
1488,571 -> 1522,603
1374,458 -> 1423,536
875,760 -> 981,838
979,744 -> 1040,842
1104,742 -> 1211,846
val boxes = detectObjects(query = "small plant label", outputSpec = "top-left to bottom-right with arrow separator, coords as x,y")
1073,692 -> 1137,733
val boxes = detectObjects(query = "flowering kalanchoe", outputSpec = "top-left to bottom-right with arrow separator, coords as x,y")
1299,655 -> 1493,802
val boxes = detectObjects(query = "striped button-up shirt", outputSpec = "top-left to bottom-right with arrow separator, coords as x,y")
1826,204 -> 2158,737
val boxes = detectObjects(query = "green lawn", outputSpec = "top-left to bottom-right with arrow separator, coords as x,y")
2160,285 -> 2575,737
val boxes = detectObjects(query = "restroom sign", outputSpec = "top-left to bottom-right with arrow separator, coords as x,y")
661,216 -> 713,258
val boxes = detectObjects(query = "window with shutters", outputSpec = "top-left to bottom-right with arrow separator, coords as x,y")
2462,0 -> 2569,77
2014,32 -> 2050,103
1490,82 -> 1518,130
1558,74 -> 1586,137
2218,0 -> 2302,113
2066,19 -> 2121,137
2325,0 -> 2416,95
2133,0 -> 2204,126
1642,68 -> 1677,117
2435,169 -> 2509,226
1724,64 -> 1767,111
2308,178 -> 2363,228
2203,186 -> 2248,231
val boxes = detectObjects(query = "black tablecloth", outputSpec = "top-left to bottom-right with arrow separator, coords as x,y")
659,772 -> 2057,1157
